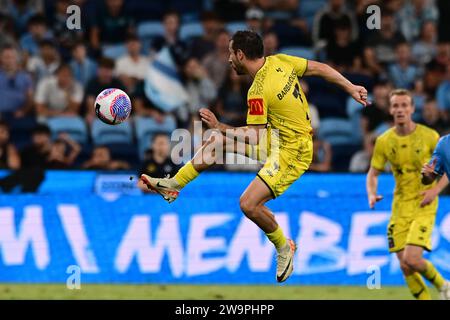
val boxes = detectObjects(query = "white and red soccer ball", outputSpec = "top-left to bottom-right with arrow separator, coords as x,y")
94,88 -> 132,125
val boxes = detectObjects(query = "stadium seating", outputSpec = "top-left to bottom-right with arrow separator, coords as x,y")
102,44 -> 128,59
91,119 -> 133,146
279,46 -> 316,60
346,95 -> 373,143
7,116 -> 37,149
179,22 -> 204,41
137,21 -> 165,40
226,21 -> 248,34
46,116 -> 88,144
318,117 -> 354,146
299,0 -> 327,28
135,115 -> 177,159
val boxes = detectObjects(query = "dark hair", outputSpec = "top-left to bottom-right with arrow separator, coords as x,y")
56,63 -> 72,74
32,124 -> 51,136
0,119 -> 9,129
152,132 -> 169,142
98,57 -> 115,69
231,31 -> 264,60
125,33 -> 140,43
163,10 -> 180,21
39,39 -> 56,48
200,11 -> 221,22
28,14 -> 47,26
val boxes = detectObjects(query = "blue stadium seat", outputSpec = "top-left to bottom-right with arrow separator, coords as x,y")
226,21 -> 248,34
279,46 -> 316,60
346,94 -> 372,143
137,21 -> 165,39
135,115 -> 176,159
179,22 -> 204,41
6,116 -> 37,149
102,44 -> 127,59
46,116 -> 88,144
318,118 -> 354,145
299,0 -> 327,18
91,119 -> 133,146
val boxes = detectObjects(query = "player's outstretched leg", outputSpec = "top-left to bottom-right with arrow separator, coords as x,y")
240,177 -> 296,283
141,130 -> 226,203
397,251 -> 432,300
403,246 -> 450,300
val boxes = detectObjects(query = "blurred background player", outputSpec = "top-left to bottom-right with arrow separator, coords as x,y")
141,30 -> 368,283
366,89 -> 450,300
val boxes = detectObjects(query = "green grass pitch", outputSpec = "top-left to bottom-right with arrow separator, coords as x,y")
0,284 -> 440,300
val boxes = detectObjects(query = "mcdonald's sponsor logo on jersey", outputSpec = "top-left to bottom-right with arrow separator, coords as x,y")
248,98 -> 264,115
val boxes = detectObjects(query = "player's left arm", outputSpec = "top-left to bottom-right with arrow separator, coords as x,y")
199,108 -> 265,145
303,60 -> 368,106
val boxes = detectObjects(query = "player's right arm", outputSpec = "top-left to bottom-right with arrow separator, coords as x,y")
366,136 -> 387,209
277,54 -> 367,106
367,167 -> 384,209
304,60 -> 368,107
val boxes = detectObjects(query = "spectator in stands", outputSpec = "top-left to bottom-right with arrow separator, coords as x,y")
213,0 -> 248,21
349,133 -> 376,173
423,42 -> 450,96
189,11 -> 224,60
312,0 -> 358,47
361,80 -> 393,135
132,80 -> 168,122
115,34 -> 149,92
412,20 -> 438,66
0,120 -> 20,169
140,133 -> 180,180
69,41 -> 97,87
27,39 -> 60,82
436,62 -> 450,122
388,42 -> 421,90
46,133 -> 81,169
245,7 -> 264,35
82,145 -> 130,170
398,0 -> 438,42
20,123 -> 51,168
89,0 -> 135,51
421,99 -> 449,135
0,0 -> 44,35
84,57 -> 125,124
263,31 -> 279,56
0,123 -> 49,192
363,11 -> 406,75
0,13 -> 16,49
34,64 -> 83,121
151,10 -> 188,67
202,29 -> 230,89
0,45 -> 33,118
325,17 -> 362,73
182,57 -> 217,118
214,68 -> 249,127
49,0 -> 84,60
19,14 -> 53,57
310,135 -> 332,172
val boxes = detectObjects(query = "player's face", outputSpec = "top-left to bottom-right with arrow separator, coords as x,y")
228,40 -> 246,75
389,95 -> 415,125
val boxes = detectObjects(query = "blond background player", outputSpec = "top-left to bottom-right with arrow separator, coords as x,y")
141,30 -> 368,283
366,89 -> 450,300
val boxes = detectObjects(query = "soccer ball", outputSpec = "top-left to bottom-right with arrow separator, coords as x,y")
94,88 -> 132,125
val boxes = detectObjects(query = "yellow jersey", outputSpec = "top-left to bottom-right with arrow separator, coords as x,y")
371,124 -> 440,218
246,54 -> 312,146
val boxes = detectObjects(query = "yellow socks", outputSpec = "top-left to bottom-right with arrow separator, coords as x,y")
174,161 -> 199,188
421,260 -> 445,290
266,226 -> 287,251
405,273 -> 431,300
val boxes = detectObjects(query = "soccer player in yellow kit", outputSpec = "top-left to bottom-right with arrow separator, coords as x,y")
141,31 -> 368,282
366,89 -> 449,299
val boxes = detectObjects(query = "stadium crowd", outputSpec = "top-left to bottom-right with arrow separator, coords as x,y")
0,0 -> 450,188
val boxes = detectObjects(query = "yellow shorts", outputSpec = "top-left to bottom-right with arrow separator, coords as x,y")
387,214 -> 436,253
247,131 -> 313,198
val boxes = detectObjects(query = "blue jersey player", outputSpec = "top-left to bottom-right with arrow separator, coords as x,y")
421,134 -> 450,207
